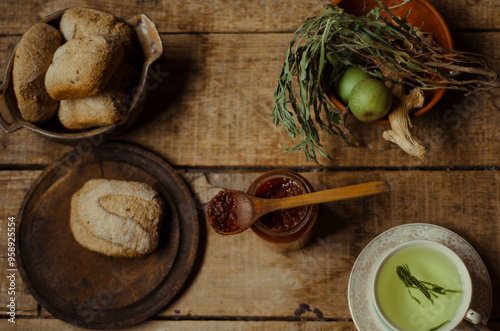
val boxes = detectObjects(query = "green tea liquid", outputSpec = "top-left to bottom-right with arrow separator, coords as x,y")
376,246 -> 463,331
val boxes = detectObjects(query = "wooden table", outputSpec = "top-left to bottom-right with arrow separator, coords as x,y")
0,0 -> 499,330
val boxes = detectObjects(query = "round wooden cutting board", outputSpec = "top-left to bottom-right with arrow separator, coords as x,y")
15,141 -> 199,329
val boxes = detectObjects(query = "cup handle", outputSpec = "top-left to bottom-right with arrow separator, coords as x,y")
465,309 -> 485,325
453,309 -> 490,330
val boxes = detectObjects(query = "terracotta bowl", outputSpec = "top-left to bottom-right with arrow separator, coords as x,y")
0,9 -> 163,144
329,0 -> 453,124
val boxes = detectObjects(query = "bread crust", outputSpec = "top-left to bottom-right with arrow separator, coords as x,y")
60,7 -> 138,61
58,62 -> 137,130
70,179 -> 164,258
13,23 -> 62,123
45,36 -> 124,100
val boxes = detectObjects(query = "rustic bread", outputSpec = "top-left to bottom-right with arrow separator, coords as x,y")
58,62 -> 137,130
45,36 -> 124,100
60,7 -> 137,60
12,23 -> 62,123
70,179 -> 164,258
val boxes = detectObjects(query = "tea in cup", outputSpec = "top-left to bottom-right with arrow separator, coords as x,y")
371,240 -> 484,331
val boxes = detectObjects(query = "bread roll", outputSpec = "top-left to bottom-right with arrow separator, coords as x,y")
45,36 -> 124,100
13,23 -> 62,123
60,7 -> 137,60
70,179 -> 164,258
58,63 -> 137,130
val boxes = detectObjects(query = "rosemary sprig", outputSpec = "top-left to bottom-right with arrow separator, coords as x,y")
395,264 -> 462,305
272,1 -> 499,162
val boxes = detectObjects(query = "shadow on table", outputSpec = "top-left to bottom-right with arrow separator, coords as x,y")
305,193 -> 390,261
312,204 -> 350,241
307,201 -> 365,250
126,35 -> 203,133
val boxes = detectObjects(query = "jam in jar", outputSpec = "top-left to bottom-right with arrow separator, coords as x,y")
247,169 -> 318,252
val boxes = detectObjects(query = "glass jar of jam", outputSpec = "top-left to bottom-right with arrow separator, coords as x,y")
247,169 -> 318,252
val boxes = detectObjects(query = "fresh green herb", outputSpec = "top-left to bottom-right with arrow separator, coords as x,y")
429,320 -> 451,331
272,0 -> 499,162
395,264 -> 462,305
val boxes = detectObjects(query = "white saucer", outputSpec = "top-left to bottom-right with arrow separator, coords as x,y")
348,223 -> 492,330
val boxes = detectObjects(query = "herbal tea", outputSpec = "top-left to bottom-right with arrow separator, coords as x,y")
375,246 -> 463,331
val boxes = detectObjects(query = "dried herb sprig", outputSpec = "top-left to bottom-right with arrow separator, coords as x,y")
396,264 -> 462,330
272,1 -> 499,162
395,264 -> 462,305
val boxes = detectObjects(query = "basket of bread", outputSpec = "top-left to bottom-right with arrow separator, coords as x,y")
0,7 -> 163,144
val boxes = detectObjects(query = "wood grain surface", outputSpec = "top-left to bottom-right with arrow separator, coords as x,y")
0,0 -> 499,330
0,319 -> 358,330
2,170 -> 500,329
0,32 -> 499,167
0,0 -> 498,34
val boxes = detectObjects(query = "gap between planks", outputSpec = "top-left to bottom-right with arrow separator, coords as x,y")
0,28 -> 499,39
0,165 -> 499,172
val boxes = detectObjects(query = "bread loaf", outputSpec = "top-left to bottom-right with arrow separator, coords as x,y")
70,179 -> 164,258
12,23 -> 62,123
60,7 -> 137,60
45,36 -> 124,100
58,63 -> 137,130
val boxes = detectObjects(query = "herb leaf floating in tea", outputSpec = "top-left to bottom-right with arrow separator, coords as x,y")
395,264 -> 462,305
272,0 -> 499,163
429,320 -> 451,331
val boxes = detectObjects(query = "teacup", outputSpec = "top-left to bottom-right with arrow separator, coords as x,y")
371,240 -> 486,331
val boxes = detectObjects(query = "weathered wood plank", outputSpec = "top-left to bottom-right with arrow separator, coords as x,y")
0,263 -> 39,316
0,0 -> 498,35
429,0 -> 500,31
0,319 -> 356,330
125,31 -> 500,168
0,170 -> 499,322
0,171 -> 41,316
164,171 -> 500,320
0,171 -> 40,229
2,32 -> 498,168
0,0 -> 321,35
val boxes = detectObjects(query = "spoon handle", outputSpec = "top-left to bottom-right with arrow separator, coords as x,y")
257,181 -> 389,214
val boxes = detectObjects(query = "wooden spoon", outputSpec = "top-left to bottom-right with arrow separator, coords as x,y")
208,181 -> 389,235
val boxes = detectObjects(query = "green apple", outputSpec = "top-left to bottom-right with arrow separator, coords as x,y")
348,78 -> 392,122
336,66 -> 372,104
